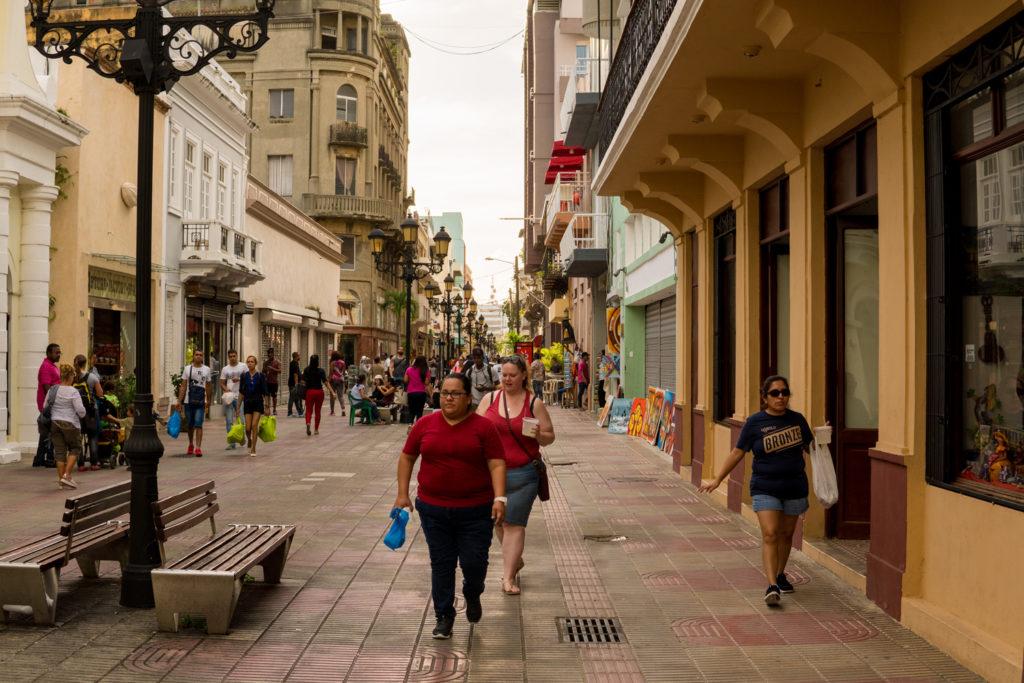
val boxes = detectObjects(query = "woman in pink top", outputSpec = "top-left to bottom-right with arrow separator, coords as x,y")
477,355 -> 556,595
404,355 -> 432,423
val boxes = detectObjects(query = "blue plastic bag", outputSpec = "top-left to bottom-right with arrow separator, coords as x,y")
383,507 -> 410,550
167,410 -> 182,439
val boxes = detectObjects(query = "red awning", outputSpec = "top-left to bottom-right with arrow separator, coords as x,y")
551,140 -> 585,157
548,154 -> 584,170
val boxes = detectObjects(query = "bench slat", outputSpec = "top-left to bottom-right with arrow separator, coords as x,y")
158,503 -> 219,542
168,525 -> 292,575
164,525 -> 252,569
156,492 -> 217,530
63,491 -> 132,523
187,525 -> 280,572
205,526 -> 293,574
60,501 -> 131,536
64,481 -> 132,509
153,481 -> 215,513
1,523 -> 126,569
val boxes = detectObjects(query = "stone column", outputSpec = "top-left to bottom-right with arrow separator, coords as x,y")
0,172 -> 18,463
15,185 -> 58,449
310,74 -> 321,196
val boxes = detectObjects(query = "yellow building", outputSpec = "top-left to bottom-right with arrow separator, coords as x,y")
49,59 -> 166,391
592,1 -> 1024,680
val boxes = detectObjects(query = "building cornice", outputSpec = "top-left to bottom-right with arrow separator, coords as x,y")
245,175 -> 343,264
0,95 -> 87,150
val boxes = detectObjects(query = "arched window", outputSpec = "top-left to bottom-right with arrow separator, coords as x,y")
336,84 -> 357,122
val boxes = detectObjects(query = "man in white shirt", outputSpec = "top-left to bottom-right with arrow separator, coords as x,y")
219,349 -> 245,450
467,347 -> 499,407
179,350 -> 212,457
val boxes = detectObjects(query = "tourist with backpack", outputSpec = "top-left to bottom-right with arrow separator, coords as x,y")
72,354 -> 102,471
178,350 -> 211,457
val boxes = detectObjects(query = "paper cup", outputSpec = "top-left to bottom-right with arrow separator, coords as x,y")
813,425 -> 833,446
522,417 -> 539,438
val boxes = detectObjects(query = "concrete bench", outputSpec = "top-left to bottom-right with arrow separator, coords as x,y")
0,481 -> 131,625
151,481 -> 295,635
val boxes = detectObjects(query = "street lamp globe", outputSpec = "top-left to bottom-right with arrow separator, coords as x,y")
443,274 -> 455,293
368,227 -> 387,255
454,294 -> 464,306
425,280 -> 441,299
432,226 -> 451,261
400,216 -> 418,244
469,298 -> 478,315
463,282 -> 473,299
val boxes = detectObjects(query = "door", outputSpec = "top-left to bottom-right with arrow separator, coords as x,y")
828,217 -> 879,539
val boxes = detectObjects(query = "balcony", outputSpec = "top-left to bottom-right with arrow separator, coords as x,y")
558,213 -> 609,277
544,171 -> 590,248
329,122 -> 368,148
302,194 -> 394,224
560,57 -> 609,149
180,220 -> 264,288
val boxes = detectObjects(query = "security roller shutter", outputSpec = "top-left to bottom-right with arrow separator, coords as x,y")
644,296 -> 677,392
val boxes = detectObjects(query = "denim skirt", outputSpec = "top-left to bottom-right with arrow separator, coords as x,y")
505,464 -> 539,526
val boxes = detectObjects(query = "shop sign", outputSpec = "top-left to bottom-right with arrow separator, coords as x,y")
88,268 -> 136,303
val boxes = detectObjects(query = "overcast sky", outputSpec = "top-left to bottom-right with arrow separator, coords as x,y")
383,0 -> 525,304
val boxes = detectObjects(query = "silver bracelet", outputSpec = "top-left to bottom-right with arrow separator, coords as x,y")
494,496 -> 508,504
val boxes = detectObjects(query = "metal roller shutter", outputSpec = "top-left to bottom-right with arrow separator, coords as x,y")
645,302 -> 662,390
644,297 -> 677,392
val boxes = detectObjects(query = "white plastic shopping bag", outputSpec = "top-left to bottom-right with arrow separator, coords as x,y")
810,425 -> 839,508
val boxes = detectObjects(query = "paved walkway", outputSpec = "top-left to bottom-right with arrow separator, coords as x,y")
0,407 -> 978,682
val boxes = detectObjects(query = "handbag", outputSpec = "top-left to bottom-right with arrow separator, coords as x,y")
501,390 -> 550,502
37,386 -> 57,433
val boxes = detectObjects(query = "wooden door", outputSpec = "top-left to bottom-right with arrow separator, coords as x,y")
828,217 -> 879,539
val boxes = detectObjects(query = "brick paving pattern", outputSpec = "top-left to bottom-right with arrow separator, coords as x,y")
0,408 -> 980,682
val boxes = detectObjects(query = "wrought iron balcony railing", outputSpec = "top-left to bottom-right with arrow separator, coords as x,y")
598,0 -> 679,157
329,122 -> 368,147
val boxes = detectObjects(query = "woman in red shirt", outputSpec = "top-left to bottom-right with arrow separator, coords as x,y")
476,355 -> 556,596
394,373 -> 507,640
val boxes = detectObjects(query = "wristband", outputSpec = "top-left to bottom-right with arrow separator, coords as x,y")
494,496 -> 508,504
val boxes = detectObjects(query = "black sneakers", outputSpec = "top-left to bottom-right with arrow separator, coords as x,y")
432,614 -> 455,639
464,594 -> 482,623
776,572 -> 795,594
764,584 -> 782,605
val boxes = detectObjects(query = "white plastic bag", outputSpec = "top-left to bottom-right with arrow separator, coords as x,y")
810,437 -> 839,509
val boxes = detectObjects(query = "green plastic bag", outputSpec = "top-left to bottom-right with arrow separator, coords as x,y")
258,415 -> 277,443
227,418 -> 245,445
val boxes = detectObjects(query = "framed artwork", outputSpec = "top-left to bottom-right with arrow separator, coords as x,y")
608,398 -> 632,435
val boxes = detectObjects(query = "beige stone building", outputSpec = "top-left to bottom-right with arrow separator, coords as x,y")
213,0 -> 413,364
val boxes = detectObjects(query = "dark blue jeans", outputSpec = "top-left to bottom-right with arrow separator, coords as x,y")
415,498 -> 493,619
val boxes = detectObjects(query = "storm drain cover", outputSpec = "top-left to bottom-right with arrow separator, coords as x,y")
558,616 -> 625,643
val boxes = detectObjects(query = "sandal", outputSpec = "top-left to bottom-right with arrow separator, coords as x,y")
501,578 -> 521,595
514,558 -> 525,586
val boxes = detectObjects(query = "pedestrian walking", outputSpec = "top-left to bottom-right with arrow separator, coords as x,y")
287,351 -> 304,418
359,355 -> 372,377
392,349 -> 409,386
71,354 -> 102,471
699,375 -> 812,606
404,355 -> 431,423
328,351 -> 346,416
466,347 -> 498,408
220,350 -> 245,450
178,350 -> 211,457
49,364 -> 87,489
476,355 -> 555,595
239,355 -> 268,457
263,348 -> 282,415
33,343 -> 62,468
529,355 -> 546,400
576,352 -> 590,410
302,355 -> 334,436
394,373 -> 507,639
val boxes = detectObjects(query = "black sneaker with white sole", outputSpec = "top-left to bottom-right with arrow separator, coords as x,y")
464,594 -> 482,623
764,584 -> 782,606
776,572 -> 795,593
432,614 -> 455,639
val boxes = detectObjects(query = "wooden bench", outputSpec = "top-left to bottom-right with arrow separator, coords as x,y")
150,481 -> 295,635
0,481 -> 131,625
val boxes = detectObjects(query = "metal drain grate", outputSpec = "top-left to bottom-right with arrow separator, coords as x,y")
558,616 -> 625,643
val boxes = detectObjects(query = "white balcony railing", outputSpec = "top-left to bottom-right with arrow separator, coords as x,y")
544,170 -> 590,239
181,219 -> 263,285
560,57 -> 610,136
558,212 -> 610,264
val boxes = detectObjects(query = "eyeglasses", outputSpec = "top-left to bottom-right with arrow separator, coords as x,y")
440,391 -> 468,399
766,389 -> 791,398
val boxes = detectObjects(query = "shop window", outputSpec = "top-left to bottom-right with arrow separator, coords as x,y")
269,89 -> 293,119
760,176 -> 790,379
924,11 -> 1024,509
713,208 -> 736,423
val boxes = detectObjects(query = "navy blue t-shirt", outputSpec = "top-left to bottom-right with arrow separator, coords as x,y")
735,409 -> 812,500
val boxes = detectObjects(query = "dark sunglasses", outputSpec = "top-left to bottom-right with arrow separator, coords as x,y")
766,389 -> 791,398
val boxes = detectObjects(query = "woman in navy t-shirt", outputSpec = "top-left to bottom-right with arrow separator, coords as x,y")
699,375 -> 812,606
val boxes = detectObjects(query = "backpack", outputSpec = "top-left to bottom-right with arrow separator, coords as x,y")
73,373 -> 96,416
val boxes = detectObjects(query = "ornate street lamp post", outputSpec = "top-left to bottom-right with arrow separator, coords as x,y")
27,0 -> 276,608
369,218 -> 450,363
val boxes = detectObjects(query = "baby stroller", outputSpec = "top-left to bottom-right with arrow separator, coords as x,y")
95,395 -> 124,469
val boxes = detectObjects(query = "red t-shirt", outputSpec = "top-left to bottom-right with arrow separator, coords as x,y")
402,411 -> 505,507
485,390 -> 540,469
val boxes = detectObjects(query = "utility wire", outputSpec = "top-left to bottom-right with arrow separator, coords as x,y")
403,27 -> 525,55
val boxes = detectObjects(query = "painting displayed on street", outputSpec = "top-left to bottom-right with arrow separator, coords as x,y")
627,398 -> 647,437
608,398 -> 632,435
606,307 -> 622,354
642,386 -> 664,444
662,399 -> 679,456
656,390 -> 675,450
597,397 -> 613,428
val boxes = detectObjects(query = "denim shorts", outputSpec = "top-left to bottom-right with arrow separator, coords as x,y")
751,494 -> 808,516
505,464 -> 539,526
184,403 -> 205,429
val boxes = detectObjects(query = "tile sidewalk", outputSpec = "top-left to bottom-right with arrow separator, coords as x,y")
0,407 -> 979,682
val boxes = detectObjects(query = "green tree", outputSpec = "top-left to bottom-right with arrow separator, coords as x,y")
383,289 -> 418,347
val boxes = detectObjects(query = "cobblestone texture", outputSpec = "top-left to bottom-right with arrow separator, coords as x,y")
0,408 -> 980,682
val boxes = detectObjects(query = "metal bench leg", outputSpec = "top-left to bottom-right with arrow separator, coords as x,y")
153,570 -> 240,635
260,539 -> 291,584
0,564 -> 59,625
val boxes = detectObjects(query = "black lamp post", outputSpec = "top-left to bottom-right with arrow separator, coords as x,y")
28,0 -> 276,609
369,218 -> 450,363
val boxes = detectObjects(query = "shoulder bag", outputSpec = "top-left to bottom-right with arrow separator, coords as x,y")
501,390 -> 550,502
37,385 -> 58,433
